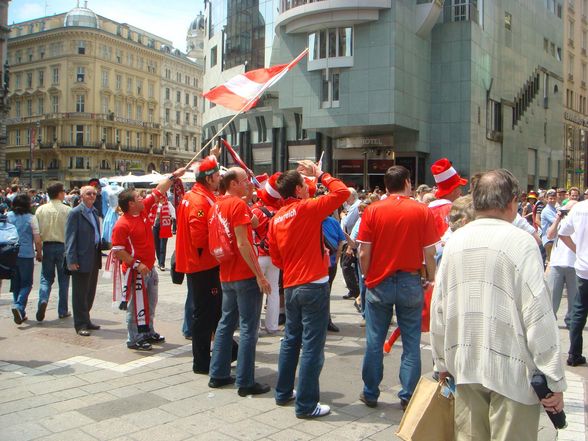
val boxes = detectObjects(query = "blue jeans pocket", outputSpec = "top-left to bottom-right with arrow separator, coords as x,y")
397,278 -> 423,309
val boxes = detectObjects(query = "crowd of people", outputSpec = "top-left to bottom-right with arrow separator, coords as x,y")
4,150 -> 584,438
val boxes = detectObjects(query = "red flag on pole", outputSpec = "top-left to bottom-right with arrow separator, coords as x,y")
220,138 -> 261,188
203,49 -> 308,112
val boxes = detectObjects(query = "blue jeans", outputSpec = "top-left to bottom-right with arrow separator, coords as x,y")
209,277 -> 262,388
569,276 -> 588,357
275,282 -> 329,416
38,242 -> 70,316
12,257 -> 34,316
182,287 -> 194,337
126,268 -> 159,345
362,272 -> 423,402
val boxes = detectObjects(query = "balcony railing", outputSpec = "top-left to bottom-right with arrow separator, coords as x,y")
443,3 -> 479,24
57,142 -> 102,149
280,0 -> 326,13
6,113 -> 161,129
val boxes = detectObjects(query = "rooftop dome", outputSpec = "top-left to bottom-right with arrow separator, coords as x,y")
189,11 -> 205,32
64,2 -> 98,28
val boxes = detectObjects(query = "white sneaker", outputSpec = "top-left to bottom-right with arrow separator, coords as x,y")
276,389 -> 296,406
297,403 -> 331,419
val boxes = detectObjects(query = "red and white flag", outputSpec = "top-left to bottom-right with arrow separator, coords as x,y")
203,49 -> 308,112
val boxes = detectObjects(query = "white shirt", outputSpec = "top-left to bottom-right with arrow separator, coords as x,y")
559,200 -> 588,279
549,218 -> 576,268
512,213 -> 536,235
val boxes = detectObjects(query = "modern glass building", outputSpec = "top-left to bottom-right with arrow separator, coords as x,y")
202,0 -> 564,190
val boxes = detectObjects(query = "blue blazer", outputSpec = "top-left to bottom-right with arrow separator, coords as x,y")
65,204 -> 102,273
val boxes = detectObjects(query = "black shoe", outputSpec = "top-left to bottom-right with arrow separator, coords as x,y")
127,340 -> 152,351
208,376 -> 236,388
342,293 -> 356,300
59,312 -> 72,319
353,301 -> 362,313
327,321 -> 340,332
87,323 -> 101,330
193,367 -> 209,375
12,308 -> 23,325
238,382 -> 271,397
36,302 -> 48,322
359,392 -> 377,408
400,399 -> 410,411
184,335 -> 192,340
567,355 -> 587,366
148,333 -> 165,344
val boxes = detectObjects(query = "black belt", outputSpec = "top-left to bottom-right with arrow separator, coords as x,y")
44,241 -> 64,245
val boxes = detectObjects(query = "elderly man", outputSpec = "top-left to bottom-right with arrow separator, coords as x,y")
431,169 -> 566,441
65,185 -> 102,336
111,167 -> 185,350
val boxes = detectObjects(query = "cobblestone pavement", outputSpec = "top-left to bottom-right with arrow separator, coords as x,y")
0,240 -> 586,440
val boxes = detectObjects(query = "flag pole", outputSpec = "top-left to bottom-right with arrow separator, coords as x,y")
184,48 -> 309,170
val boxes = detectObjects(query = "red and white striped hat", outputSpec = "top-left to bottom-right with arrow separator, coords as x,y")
255,172 -> 282,205
430,158 -> 468,199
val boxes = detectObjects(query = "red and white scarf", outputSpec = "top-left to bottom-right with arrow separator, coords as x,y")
105,250 -> 150,333
148,203 -> 173,238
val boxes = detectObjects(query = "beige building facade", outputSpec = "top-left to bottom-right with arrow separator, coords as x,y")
564,0 -> 588,188
0,0 -> 10,185
6,4 -> 202,189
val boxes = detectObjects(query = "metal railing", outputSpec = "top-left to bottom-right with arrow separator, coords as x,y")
6,113 -> 161,130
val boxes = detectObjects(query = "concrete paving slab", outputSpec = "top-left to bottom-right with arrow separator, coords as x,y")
77,391 -> 170,422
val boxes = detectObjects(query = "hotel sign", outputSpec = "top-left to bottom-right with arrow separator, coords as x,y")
564,112 -> 588,128
336,136 -> 394,149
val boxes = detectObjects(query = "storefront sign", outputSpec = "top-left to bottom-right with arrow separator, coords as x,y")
336,136 -> 394,149
367,160 -> 395,173
564,112 -> 588,128
337,159 -> 364,174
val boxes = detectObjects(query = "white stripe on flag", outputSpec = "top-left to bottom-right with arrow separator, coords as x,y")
224,74 -> 266,101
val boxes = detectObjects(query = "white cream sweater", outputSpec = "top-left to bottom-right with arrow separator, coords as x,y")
430,218 -> 567,405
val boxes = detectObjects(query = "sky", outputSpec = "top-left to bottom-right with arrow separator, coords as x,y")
8,0 -> 205,51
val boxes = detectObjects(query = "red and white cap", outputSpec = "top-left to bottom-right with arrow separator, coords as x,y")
256,172 -> 282,205
430,158 -> 468,199
193,155 -> 219,179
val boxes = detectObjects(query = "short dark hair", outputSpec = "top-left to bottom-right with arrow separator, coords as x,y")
276,170 -> 303,199
472,169 -> 520,211
384,166 -> 410,193
11,185 -> 18,192
11,193 -> 32,215
118,189 -> 136,213
221,168 -> 240,190
47,182 -> 64,199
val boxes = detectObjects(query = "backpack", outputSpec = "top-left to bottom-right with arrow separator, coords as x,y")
0,215 -> 19,279
208,204 -> 235,263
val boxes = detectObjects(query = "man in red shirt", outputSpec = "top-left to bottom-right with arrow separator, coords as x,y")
208,167 -> 272,397
268,160 -> 349,419
175,155 -> 233,374
111,167 -> 185,351
251,172 -> 282,334
428,158 -> 468,237
357,165 -> 439,410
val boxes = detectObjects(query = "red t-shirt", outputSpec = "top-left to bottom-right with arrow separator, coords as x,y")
268,173 -> 350,288
211,195 -> 255,283
111,194 -> 158,271
357,195 -> 439,288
